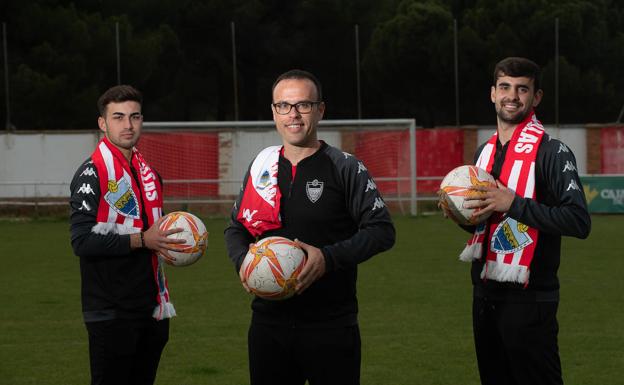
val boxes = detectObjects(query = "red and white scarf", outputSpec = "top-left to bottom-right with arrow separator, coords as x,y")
91,137 -> 175,320
236,146 -> 282,237
460,111 -> 545,285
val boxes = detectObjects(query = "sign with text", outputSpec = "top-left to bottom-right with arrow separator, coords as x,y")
581,176 -> 624,213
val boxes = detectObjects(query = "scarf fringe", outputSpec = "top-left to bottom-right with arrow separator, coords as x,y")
459,222 -> 486,262
480,260 -> 530,284
153,301 -> 176,320
459,242 -> 482,262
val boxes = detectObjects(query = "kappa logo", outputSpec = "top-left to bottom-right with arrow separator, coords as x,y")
357,162 -> 367,174
372,197 -> 385,211
77,183 -> 95,195
306,179 -> 324,203
342,152 -> 353,159
558,143 -> 570,153
80,167 -> 96,177
567,179 -> 580,192
79,200 -> 91,211
562,161 -> 577,173
365,179 -> 377,192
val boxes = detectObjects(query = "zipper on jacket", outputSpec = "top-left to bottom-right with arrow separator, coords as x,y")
288,174 -> 294,199
288,163 -> 297,199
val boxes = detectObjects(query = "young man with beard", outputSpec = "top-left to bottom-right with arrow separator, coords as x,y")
224,69 -> 395,385
446,57 -> 591,385
69,85 -> 184,385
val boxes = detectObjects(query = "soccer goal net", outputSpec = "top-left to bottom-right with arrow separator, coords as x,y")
139,119 -> 436,216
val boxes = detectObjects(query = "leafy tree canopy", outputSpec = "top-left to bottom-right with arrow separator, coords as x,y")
0,0 -> 623,129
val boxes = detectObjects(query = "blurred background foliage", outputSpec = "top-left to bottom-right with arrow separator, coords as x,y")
1,0 -> 623,129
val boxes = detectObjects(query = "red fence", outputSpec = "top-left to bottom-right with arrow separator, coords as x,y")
138,132 -> 219,198
355,128 -> 464,195
138,129 -> 467,199
601,126 -> 624,173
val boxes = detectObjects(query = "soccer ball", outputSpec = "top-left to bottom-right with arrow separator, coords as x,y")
439,165 -> 496,225
158,211 -> 208,266
241,236 -> 306,300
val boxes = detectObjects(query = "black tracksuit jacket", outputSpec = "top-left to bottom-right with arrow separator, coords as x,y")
224,141 -> 396,327
69,158 -> 159,322
470,134 -> 591,297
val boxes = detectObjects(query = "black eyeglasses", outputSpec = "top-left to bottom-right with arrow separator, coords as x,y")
272,101 -> 322,115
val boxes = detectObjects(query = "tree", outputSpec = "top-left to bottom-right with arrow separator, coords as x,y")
363,0 -> 455,126
2,0 -> 624,128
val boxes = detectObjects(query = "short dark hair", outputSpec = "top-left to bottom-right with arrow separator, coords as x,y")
271,69 -> 323,101
97,85 -> 143,116
493,57 -> 541,91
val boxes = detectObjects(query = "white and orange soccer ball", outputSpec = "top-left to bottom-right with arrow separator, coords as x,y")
241,236 -> 306,300
439,165 -> 497,226
158,211 -> 208,266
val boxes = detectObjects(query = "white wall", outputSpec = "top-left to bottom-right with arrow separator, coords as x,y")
0,132 -> 99,197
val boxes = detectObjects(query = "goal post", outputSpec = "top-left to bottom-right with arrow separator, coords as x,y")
141,119 -> 421,216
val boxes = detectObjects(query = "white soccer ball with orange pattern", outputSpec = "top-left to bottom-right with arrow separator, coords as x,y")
158,211 -> 208,266
241,236 -> 306,300
439,165 -> 497,225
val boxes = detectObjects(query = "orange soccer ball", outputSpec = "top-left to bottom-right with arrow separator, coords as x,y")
158,211 -> 208,266
241,236 -> 306,300
439,165 -> 496,225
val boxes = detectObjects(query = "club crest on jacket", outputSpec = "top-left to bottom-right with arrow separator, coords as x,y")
306,179 -> 324,203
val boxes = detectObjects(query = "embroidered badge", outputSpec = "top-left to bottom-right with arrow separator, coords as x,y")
490,217 -> 533,254
306,179 -> 324,203
253,162 -> 278,206
104,177 -> 140,219
257,170 -> 271,190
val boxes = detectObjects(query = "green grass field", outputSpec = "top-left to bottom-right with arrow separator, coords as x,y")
1,215 -> 622,384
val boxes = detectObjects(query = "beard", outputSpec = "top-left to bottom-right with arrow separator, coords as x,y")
495,104 -> 531,125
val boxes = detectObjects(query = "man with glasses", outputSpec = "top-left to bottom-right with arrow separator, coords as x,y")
225,69 -> 395,385
70,85 -> 183,385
